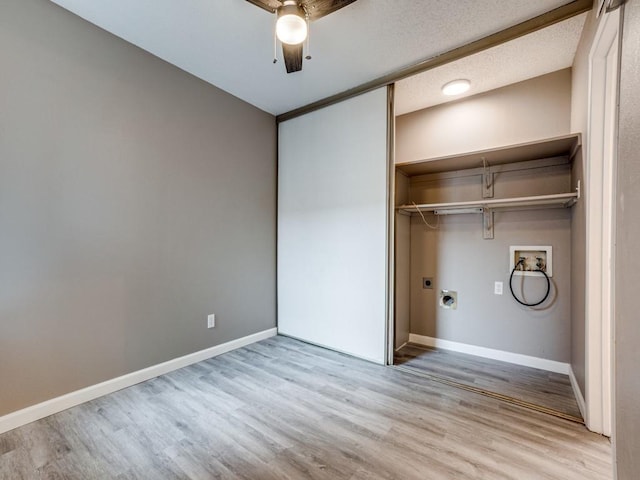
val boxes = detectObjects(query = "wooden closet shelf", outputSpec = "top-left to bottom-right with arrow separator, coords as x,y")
396,133 -> 581,177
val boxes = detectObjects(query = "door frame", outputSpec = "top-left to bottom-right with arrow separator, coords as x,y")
386,84 -> 397,365
585,5 -> 621,436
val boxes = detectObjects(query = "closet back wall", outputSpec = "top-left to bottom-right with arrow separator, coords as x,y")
396,69 -> 571,163
396,70 -> 573,364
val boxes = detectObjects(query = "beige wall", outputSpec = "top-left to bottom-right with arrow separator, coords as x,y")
571,10 -> 599,135
614,1 -> 640,477
396,69 -> 572,164
0,0 -> 276,416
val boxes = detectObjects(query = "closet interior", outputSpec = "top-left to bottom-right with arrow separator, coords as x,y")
392,47 -> 585,421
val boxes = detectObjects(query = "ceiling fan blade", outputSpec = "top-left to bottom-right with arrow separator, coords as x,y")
300,0 -> 358,21
245,0 -> 281,14
283,43 -> 303,73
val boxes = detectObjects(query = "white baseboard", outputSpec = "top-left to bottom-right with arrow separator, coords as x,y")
0,328 -> 277,435
569,365 -> 586,419
408,334 -> 570,375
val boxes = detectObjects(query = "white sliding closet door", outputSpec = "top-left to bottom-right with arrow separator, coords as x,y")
278,88 -> 389,364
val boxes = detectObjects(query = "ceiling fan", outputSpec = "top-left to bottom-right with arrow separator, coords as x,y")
246,0 -> 358,73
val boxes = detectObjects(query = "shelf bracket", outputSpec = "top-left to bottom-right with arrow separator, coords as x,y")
482,157 -> 494,198
483,208 -> 494,239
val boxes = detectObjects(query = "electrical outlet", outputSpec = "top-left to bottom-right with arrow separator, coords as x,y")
494,281 -> 503,295
207,314 -> 215,329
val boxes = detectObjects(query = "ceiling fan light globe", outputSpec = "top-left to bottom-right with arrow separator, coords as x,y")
276,13 -> 307,45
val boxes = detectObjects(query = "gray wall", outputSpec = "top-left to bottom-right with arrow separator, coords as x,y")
569,7 -> 599,399
408,167 -> 572,361
569,149 -> 587,389
394,173 -> 411,349
0,0 -> 276,417
396,69 -> 572,164
614,1 -> 640,477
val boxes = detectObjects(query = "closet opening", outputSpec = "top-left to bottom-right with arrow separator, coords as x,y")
393,132 -> 582,422
390,14 -> 588,423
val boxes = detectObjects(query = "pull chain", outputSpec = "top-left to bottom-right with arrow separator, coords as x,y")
305,14 -> 312,60
273,14 -> 278,64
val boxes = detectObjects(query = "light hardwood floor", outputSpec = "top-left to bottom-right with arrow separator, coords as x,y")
394,343 -> 582,420
0,336 -> 611,479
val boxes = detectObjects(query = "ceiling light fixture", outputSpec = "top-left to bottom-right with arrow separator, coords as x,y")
276,1 -> 308,45
442,79 -> 471,96
248,0 -> 356,73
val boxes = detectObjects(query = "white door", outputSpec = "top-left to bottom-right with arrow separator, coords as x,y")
585,6 -> 621,436
277,88 -> 390,364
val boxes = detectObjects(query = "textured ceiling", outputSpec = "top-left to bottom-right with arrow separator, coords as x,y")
395,13 -> 587,116
49,0 -> 583,116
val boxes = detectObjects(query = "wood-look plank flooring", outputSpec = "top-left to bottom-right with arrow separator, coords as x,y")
395,343 -> 582,420
0,336 -> 610,479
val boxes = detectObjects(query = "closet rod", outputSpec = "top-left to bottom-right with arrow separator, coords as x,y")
398,191 -> 579,214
